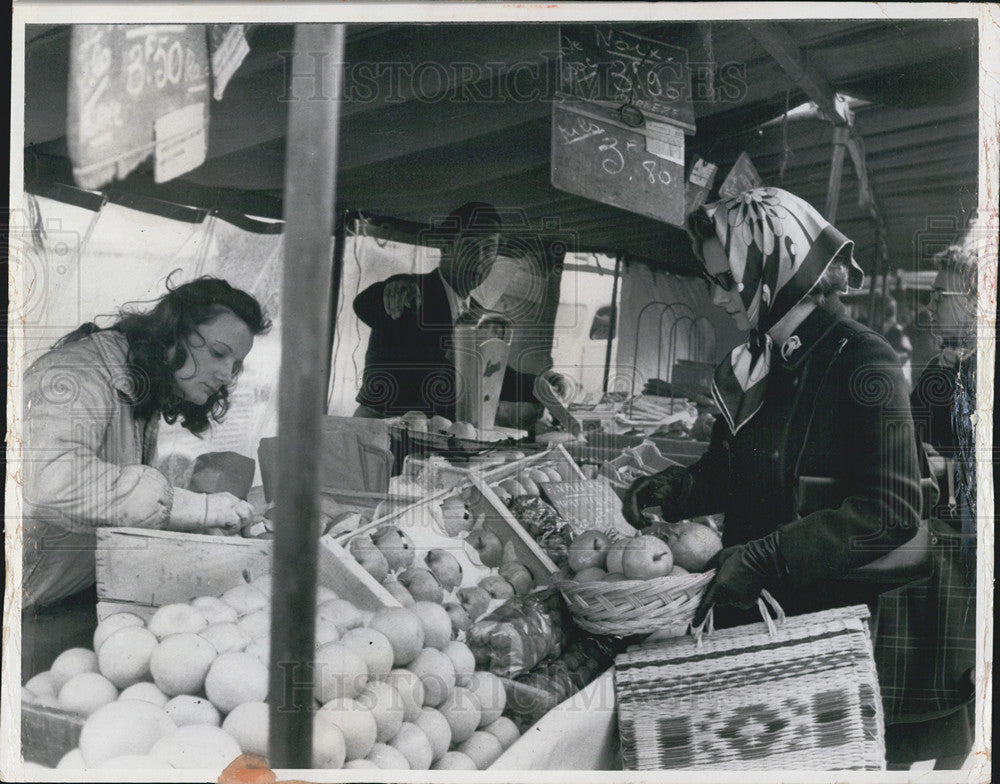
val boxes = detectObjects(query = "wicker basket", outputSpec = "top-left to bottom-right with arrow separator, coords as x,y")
553,569 -> 714,636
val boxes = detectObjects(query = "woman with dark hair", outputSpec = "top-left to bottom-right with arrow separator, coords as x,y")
623,186 -> 922,622
21,275 -> 271,675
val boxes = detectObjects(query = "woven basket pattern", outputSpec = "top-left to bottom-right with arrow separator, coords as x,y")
614,604 -> 885,771
554,570 -> 714,636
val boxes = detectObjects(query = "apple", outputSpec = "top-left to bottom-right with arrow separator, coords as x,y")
189,597 -> 238,625
543,466 -> 563,482
219,584 -> 267,617
437,687 -> 482,744
442,641 -> 476,687
314,643 -> 369,701
350,537 -> 390,583
432,750 -> 478,770
573,566 -> 607,582
414,707 -> 452,762
340,627 -> 395,680
429,415 -> 453,434
670,565 -> 690,575
492,485 -> 513,506
604,538 -> 630,574
603,573 -> 629,583
498,561 -> 533,595
314,618 -> 341,649
357,680 -> 406,743
406,648 -> 456,707
621,535 -> 674,580
658,521 -> 723,572
424,549 -> 463,591
401,411 -> 429,432
316,599 -> 366,635
382,578 -> 416,607
456,730 -> 504,769
456,587 -> 491,621
385,669 -> 425,723
527,469 -> 551,485
443,602 -> 472,635
448,421 -> 477,440
466,671 -> 506,725
497,479 -> 525,499
567,529 -> 611,573
410,601 -> 453,650
482,716 -> 520,750
369,607 -> 425,666
440,499 -> 475,538
146,603 -> 209,639
478,574 -> 515,600
388,721 -> 434,770
398,567 -> 444,604
371,525 -> 416,571
318,697 -> 378,761
467,529 -> 504,568
517,477 -> 540,496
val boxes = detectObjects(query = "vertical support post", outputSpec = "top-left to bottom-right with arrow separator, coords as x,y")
269,23 -> 345,769
824,125 -> 849,223
603,253 -> 622,393
325,209 -> 349,398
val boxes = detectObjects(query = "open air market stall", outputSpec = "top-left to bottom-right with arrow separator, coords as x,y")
11,14 -> 991,777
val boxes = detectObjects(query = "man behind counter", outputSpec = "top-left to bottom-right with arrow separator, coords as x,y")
352,201 -> 560,426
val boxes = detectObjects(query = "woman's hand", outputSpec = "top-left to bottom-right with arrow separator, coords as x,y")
621,466 -> 695,528
205,493 -> 255,535
692,532 -> 787,626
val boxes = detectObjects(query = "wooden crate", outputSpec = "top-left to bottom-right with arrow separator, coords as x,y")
478,444 -> 586,486
95,528 -> 396,621
21,702 -> 85,768
338,479 -> 559,591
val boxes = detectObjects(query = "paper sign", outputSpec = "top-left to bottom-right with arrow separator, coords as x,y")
154,102 -> 208,182
685,156 -> 718,213
540,478 -> 637,538
644,120 -> 685,165
67,24 -> 210,189
209,23 -> 250,101
718,152 -> 763,199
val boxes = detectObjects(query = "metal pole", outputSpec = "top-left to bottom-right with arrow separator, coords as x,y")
269,23 -> 345,769
603,253 -> 622,392
824,125 -> 849,223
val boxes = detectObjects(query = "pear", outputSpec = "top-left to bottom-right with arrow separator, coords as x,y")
498,562 -> 533,596
456,586 -> 491,621
398,567 -> 444,604
371,525 -> 415,571
424,549 -> 463,591
479,575 -> 515,600
350,536 -> 390,583
443,602 -> 472,635
440,499 -> 475,538
382,578 -> 416,607
467,529 -> 504,568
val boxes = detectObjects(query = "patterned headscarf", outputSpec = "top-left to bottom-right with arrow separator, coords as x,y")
697,187 -> 864,434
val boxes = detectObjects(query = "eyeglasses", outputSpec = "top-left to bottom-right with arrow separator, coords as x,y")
701,269 -> 736,292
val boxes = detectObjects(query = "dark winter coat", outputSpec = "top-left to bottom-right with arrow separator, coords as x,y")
659,306 -> 923,618
353,270 -> 537,418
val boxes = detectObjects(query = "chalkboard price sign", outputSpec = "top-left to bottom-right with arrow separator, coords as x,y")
551,100 -> 686,226
67,25 -> 210,190
559,25 -> 695,132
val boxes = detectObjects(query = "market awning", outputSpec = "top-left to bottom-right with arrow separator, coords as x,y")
23,20 -> 979,274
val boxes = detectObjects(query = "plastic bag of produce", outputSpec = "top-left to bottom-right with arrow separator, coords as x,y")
507,497 -> 573,569
465,587 -> 569,678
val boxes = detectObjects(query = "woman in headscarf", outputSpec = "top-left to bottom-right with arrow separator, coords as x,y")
622,187 -> 923,626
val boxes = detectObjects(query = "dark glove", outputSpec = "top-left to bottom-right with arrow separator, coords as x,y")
692,531 -> 787,627
621,466 -> 693,527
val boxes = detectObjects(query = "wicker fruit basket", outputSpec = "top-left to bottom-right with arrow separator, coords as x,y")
553,569 -> 714,637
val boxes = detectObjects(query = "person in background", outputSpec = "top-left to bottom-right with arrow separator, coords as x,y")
880,295 -> 913,389
21,276 -> 271,676
910,244 -> 977,534
352,201 -> 563,427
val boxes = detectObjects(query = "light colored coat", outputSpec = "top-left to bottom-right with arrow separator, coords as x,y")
22,330 -> 173,607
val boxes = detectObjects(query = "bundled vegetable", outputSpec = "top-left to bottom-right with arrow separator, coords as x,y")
506,497 -> 573,569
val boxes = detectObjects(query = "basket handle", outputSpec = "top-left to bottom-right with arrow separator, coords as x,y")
691,589 -> 786,648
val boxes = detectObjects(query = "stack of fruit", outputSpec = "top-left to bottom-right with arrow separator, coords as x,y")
346,494 -> 542,636
561,521 -> 723,583
23,579 -> 522,770
396,411 -> 480,441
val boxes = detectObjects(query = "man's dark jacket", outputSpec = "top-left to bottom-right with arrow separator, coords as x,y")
353,270 -> 536,418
